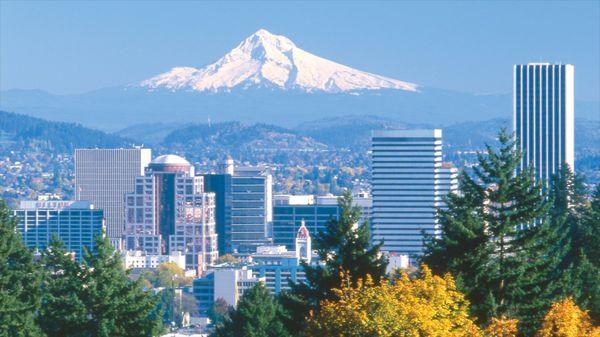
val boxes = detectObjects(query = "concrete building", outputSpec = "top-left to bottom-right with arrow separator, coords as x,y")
13,200 -> 104,261
122,250 -> 186,270
123,155 -> 218,270
513,63 -> 575,185
192,267 -> 265,314
371,129 -> 447,257
75,148 -> 151,247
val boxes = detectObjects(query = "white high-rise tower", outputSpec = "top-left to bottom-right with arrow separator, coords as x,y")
75,148 -> 151,247
513,63 -> 574,185
371,129 -> 448,257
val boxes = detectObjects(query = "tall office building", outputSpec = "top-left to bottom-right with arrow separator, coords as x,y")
230,166 -> 273,254
201,158 -> 234,254
14,200 -> 104,261
513,63 -> 574,185
75,148 -> 151,246
437,163 -> 459,211
123,155 -> 218,270
371,129 -> 445,256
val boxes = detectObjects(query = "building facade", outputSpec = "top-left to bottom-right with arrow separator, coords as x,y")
230,166 -> 273,253
371,129 -> 446,257
122,250 -> 186,270
250,224 -> 312,294
192,267 -> 265,314
75,148 -> 151,246
201,173 -> 232,254
13,200 -> 104,261
272,194 -> 339,250
272,193 -> 372,250
123,155 -> 218,270
513,63 -> 575,185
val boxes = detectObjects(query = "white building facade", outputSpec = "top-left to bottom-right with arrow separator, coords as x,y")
75,148 -> 151,246
513,63 -> 575,185
122,250 -> 186,270
371,129 -> 447,257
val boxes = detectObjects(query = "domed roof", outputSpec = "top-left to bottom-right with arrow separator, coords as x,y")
150,154 -> 190,166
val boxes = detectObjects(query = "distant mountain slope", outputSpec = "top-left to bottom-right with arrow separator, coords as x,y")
0,111 -> 132,153
160,121 -> 327,162
139,29 -> 418,93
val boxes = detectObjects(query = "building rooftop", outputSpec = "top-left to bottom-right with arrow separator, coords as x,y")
150,154 -> 190,166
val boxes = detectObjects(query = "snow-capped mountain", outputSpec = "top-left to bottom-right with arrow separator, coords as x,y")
139,29 -> 418,93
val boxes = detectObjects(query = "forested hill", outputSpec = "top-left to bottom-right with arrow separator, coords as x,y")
0,111 -> 132,153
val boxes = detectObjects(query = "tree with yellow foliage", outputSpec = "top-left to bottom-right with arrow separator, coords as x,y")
484,316 -> 519,337
536,298 -> 598,337
307,265 -> 482,337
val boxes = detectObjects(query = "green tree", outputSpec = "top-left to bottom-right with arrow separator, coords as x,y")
38,236 -> 88,337
282,190 -> 388,334
422,129 -> 555,335
208,297 -> 232,326
212,283 -> 291,337
80,236 -> 163,337
0,198 -> 43,337
157,262 -> 190,287
552,178 -> 600,322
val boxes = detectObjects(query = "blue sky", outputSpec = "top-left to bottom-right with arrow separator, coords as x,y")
1,1 -> 599,100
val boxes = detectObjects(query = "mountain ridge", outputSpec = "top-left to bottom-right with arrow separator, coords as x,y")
139,29 -> 418,93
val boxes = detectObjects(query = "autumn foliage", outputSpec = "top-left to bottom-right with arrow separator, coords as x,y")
536,298 -> 598,337
485,316 -> 519,337
307,265 -> 481,337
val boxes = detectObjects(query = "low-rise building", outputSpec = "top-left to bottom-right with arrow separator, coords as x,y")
122,250 -> 186,270
192,267 -> 265,315
13,200 -> 104,261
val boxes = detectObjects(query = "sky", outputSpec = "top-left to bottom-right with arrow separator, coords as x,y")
1,1 -> 599,100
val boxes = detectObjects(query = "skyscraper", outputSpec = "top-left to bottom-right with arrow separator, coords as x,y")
371,129 -> 444,257
513,63 -> 574,184
75,148 -> 151,246
123,154 -> 218,270
201,157 -> 234,254
230,166 -> 273,254
14,200 -> 104,261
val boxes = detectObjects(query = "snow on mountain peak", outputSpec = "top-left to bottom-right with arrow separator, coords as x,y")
140,29 -> 418,93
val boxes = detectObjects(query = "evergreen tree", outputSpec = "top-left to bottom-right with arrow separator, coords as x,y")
554,180 -> 600,322
38,236 -> 88,337
282,190 -> 388,334
422,129 -> 555,335
211,283 -> 291,337
208,298 -> 232,326
0,198 -> 43,337
80,236 -> 163,337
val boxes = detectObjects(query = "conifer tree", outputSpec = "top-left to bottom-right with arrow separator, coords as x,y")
0,198 -> 43,337
422,129 -> 555,334
211,283 -> 291,337
38,236 -> 88,337
282,190 -> 388,333
80,236 -> 163,337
